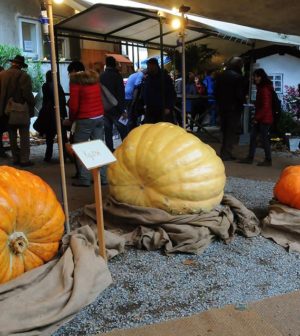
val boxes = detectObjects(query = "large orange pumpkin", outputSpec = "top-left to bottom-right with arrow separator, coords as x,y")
0,166 -> 65,284
107,123 -> 226,214
274,165 -> 300,209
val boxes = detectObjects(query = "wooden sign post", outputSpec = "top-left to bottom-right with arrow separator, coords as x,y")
72,140 -> 116,262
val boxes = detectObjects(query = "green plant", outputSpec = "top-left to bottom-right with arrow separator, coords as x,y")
166,44 -> 217,74
276,112 -> 300,136
0,44 -> 22,69
27,60 -> 44,93
0,44 -> 44,93
283,85 -> 300,118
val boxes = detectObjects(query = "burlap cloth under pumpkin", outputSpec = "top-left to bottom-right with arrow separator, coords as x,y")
0,226 -> 112,336
80,194 -> 261,255
0,194 -> 260,336
261,201 -> 300,252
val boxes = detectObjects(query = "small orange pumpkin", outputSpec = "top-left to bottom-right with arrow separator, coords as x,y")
274,165 -> 300,209
0,166 -> 65,284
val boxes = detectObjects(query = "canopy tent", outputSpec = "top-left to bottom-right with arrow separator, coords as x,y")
55,3 -> 251,52
137,0 -> 300,37
74,0 -> 300,44
55,3 -> 254,129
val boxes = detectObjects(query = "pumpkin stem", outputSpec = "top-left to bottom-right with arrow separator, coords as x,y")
8,232 -> 28,255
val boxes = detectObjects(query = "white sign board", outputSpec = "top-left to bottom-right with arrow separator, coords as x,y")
24,40 -> 33,52
289,138 -> 300,152
72,140 -> 116,170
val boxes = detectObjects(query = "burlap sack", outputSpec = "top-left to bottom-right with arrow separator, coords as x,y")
81,194 -> 260,255
262,201 -> 300,252
0,226 -> 112,336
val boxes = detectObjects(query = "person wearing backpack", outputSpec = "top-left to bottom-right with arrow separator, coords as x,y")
239,68 -> 273,166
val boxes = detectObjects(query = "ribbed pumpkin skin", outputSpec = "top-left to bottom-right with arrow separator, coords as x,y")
274,165 -> 300,209
108,123 -> 226,214
0,166 -> 65,284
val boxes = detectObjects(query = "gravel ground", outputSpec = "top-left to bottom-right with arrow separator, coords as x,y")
53,176 -> 300,336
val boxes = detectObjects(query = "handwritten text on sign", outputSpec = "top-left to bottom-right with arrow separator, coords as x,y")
72,140 -> 116,170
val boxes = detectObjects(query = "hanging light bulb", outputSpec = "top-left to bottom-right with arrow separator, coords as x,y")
54,0 -> 64,4
171,18 -> 181,30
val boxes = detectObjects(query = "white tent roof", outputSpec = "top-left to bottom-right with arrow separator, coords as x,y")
70,0 -> 300,46
56,3 -> 251,50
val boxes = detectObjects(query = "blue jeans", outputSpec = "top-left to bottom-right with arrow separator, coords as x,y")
73,118 -> 106,185
208,100 -> 217,126
104,113 -> 128,152
248,122 -> 272,161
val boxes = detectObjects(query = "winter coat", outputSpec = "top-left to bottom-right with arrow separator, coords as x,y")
254,83 -> 273,124
35,82 -> 67,135
215,69 -> 246,112
143,70 -> 176,110
0,67 -> 35,118
100,67 -> 125,114
69,70 -> 104,122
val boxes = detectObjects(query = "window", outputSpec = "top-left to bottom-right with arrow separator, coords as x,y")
268,73 -> 283,94
121,42 -> 147,70
57,37 -> 70,60
18,18 -> 41,59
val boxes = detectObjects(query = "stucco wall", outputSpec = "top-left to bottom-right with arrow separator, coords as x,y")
0,0 -> 40,47
255,54 -> 300,90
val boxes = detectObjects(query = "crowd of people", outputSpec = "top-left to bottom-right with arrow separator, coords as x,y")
0,53 -> 278,185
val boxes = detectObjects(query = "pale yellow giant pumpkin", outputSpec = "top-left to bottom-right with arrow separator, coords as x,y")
107,122 -> 226,214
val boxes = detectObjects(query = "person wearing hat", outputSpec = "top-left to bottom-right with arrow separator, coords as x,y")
142,57 -> 176,124
0,55 -> 35,167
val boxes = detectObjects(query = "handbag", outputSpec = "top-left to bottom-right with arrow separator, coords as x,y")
100,84 -> 118,111
4,72 -> 30,126
5,98 -> 30,126
33,102 -> 53,135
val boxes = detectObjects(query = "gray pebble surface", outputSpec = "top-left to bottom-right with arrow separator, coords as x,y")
53,176 -> 300,336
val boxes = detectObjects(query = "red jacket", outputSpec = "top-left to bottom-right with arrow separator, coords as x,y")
254,83 -> 273,124
69,70 -> 104,121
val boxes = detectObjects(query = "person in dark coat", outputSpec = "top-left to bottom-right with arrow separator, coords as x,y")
0,55 -> 35,166
100,56 -> 128,152
142,57 -> 176,124
239,68 -> 273,166
215,57 -> 246,161
36,70 -> 67,162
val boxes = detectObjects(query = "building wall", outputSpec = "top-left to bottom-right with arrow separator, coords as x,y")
0,0 -> 40,48
255,54 -> 300,90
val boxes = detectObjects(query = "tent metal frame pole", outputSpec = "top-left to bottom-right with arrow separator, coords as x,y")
248,42 -> 256,101
47,0 -> 70,233
137,45 -> 140,69
159,16 -> 165,111
181,13 -> 186,129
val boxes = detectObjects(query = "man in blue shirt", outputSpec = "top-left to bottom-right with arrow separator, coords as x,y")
203,70 -> 217,126
125,70 -> 144,131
